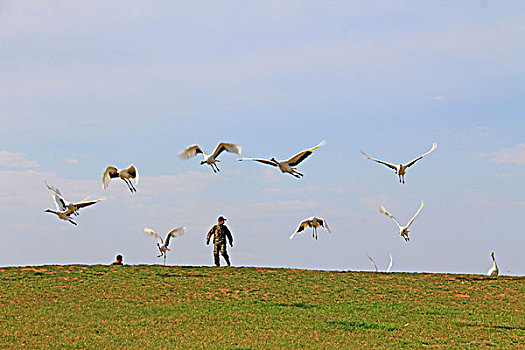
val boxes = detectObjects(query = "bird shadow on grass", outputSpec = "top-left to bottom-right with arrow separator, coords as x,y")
274,302 -> 316,309
327,320 -> 398,332
455,321 -> 525,331
156,273 -> 207,278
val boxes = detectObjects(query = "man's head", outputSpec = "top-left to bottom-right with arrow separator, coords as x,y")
116,254 -> 123,263
218,216 -> 226,224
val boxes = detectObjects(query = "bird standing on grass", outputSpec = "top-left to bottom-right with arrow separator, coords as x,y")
361,143 -> 437,184
238,140 -> 326,178
290,216 -> 331,240
487,252 -> 499,276
102,164 -> 139,192
379,201 -> 424,242
143,227 -> 186,266
177,142 -> 242,173
366,253 -> 393,272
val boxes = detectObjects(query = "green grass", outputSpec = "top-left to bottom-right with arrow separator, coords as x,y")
0,265 -> 523,349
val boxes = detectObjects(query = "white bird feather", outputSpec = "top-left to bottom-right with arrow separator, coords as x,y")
239,140 -> 326,178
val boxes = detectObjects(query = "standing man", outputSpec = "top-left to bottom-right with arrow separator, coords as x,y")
206,216 -> 234,267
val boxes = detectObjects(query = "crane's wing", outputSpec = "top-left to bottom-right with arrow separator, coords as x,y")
164,226 -> 186,247
144,228 -> 163,245
289,219 -> 310,240
237,158 -> 278,167
379,205 -> 402,229
177,145 -> 203,160
404,142 -> 437,168
366,253 -> 379,272
361,151 -> 398,171
50,192 -> 67,212
318,218 -> 331,234
102,166 -> 118,189
72,198 -> 104,210
79,196 -> 92,202
45,181 -> 68,211
211,142 -> 242,159
386,254 -> 393,273
44,181 -> 63,198
285,140 -> 326,166
406,201 -> 424,229
127,164 -> 139,185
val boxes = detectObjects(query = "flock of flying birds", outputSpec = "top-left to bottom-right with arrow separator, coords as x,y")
43,140 -> 500,274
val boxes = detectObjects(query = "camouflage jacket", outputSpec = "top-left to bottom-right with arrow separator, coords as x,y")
206,224 -> 233,246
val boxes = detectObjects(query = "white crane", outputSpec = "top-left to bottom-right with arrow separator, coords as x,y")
177,142 -> 241,173
44,208 -> 77,225
45,181 -> 103,216
361,142 -> 437,183
366,253 -> 393,272
379,201 -> 424,242
487,252 -> 499,276
290,216 -> 331,240
102,164 -> 139,192
387,254 -> 393,273
239,140 -> 326,178
143,226 -> 186,265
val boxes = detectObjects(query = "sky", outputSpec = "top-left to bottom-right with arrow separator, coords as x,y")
1,1 -> 524,275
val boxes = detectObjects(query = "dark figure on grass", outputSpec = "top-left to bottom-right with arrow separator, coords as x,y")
111,254 -> 123,265
206,216 -> 234,267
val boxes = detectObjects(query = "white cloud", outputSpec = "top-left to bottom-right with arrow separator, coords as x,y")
0,169 -> 98,210
261,169 -> 282,184
0,150 -> 38,168
0,169 -> 222,211
359,194 -> 389,212
65,158 -> 79,164
433,96 -> 445,101
479,143 -> 525,165
137,172 -> 223,196
10,223 -> 31,230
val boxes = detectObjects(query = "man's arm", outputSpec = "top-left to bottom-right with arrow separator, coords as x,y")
225,226 -> 233,247
206,226 -> 215,245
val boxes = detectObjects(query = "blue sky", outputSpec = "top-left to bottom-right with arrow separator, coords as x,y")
1,1 -> 524,274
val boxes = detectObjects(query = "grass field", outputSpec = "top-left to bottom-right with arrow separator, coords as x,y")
0,265 -> 523,349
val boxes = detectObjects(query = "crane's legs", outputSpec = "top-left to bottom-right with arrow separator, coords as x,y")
210,163 -> 221,173
128,179 -> 137,192
291,169 -> 303,178
124,179 -> 137,192
164,254 -> 166,266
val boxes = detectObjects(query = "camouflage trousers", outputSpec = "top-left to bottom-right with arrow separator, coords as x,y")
213,243 -> 230,267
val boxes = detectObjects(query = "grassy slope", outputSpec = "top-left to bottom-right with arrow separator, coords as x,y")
0,265 -> 523,349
